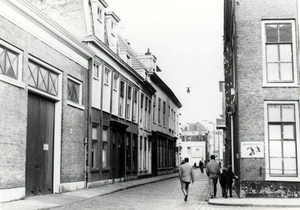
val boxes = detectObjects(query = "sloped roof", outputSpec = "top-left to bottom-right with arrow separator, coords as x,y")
118,35 -> 147,71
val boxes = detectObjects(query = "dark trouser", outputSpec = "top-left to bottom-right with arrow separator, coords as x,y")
208,176 -> 218,197
222,186 -> 227,197
181,181 -> 190,195
200,166 -> 203,173
228,184 -> 233,196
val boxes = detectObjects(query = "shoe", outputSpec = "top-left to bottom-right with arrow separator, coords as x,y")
225,195 -> 227,198
230,195 -> 232,197
211,196 -> 213,199
184,195 -> 188,201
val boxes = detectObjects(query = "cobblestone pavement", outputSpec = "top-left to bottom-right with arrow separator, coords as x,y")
51,170 -> 294,210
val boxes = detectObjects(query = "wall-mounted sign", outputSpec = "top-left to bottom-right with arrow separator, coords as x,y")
43,144 -> 49,151
191,146 -> 204,158
241,141 -> 264,158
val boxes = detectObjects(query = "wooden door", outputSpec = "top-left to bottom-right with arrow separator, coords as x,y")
111,130 -> 124,179
26,93 -> 55,196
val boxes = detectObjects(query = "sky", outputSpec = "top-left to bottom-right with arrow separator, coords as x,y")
107,0 -> 224,128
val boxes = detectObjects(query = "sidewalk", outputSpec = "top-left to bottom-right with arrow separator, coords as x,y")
1,173 -> 179,210
208,180 -> 300,207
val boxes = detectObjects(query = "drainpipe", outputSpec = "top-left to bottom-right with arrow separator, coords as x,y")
230,115 -> 234,172
85,58 -> 94,188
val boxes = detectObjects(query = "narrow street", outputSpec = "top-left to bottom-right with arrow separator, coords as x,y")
50,170 -> 290,210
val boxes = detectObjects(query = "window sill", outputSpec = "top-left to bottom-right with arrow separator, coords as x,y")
67,101 -> 85,110
91,168 -> 100,173
265,175 -> 300,182
0,75 -> 25,89
263,83 -> 299,88
101,168 -> 110,172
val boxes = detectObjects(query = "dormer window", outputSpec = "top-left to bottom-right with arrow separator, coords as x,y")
111,22 -> 115,36
97,6 -> 103,22
126,54 -> 131,66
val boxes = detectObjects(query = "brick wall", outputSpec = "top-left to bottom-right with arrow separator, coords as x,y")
0,14 -> 88,189
235,0 -> 298,197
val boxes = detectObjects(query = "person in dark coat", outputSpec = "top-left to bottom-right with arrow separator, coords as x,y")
219,168 -> 230,198
199,160 -> 204,173
226,165 -> 236,197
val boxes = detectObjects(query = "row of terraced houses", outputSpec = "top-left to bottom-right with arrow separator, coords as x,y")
0,0 -> 181,202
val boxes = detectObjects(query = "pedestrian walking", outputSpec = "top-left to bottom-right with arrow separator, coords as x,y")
206,155 -> 220,199
219,167 -> 229,198
179,157 -> 194,201
226,165 -> 237,197
199,160 -> 204,173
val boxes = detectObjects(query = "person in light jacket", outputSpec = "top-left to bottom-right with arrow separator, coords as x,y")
206,155 -> 220,199
179,157 -> 194,201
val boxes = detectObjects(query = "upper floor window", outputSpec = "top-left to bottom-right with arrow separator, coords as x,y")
28,60 -> 59,96
111,22 -> 115,35
0,40 -> 23,87
262,20 -> 297,86
67,76 -> 83,108
104,68 -> 110,85
126,54 -> 131,66
97,6 -> 103,22
113,74 -> 118,90
158,98 -> 161,124
93,64 -> 100,79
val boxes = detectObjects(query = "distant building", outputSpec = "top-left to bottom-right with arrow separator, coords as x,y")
178,123 -> 208,166
224,0 -> 300,198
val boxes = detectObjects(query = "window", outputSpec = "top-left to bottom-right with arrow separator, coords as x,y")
265,101 -> 300,180
133,89 -> 138,122
126,86 -> 132,119
119,81 -> 125,116
28,60 -> 59,96
0,41 -> 22,84
97,6 -> 103,22
262,20 -> 297,86
158,98 -> 161,124
163,101 -> 166,126
153,95 -> 156,123
67,77 -> 83,107
113,74 -> 118,90
111,22 -> 115,35
104,69 -> 109,85
92,126 -> 99,169
92,63 -> 101,109
126,54 -> 131,66
102,128 -> 108,168
93,64 -> 100,79
144,138 -> 147,169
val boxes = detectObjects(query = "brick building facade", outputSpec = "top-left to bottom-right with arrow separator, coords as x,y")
224,0 -> 300,197
0,0 -> 181,202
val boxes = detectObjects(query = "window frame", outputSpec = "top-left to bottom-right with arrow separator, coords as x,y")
102,127 -> 109,169
67,76 -> 84,110
97,6 -> 103,23
264,101 -> 300,181
0,40 -> 24,88
262,20 -> 298,87
91,125 -> 99,170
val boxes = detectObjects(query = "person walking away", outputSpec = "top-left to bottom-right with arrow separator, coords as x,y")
179,157 -> 194,201
199,160 -> 204,173
206,155 -> 220,199
226,165 -> 237,197
219,168 -> 229,198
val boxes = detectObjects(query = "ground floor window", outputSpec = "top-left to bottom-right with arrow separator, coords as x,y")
102,128 -> 108,168
92,125 -> 99,169
265,101 -> 299,179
